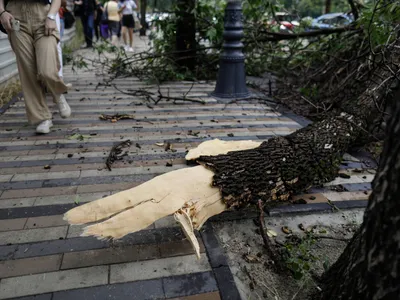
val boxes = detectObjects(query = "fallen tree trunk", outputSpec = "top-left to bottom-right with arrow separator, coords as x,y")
64,36 -> 399,259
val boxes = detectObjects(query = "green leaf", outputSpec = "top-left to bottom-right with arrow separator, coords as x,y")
293,271 -> 303,280
206,28 -> 217,41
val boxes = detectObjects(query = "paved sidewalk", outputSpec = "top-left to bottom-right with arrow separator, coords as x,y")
0,40 -> 375,299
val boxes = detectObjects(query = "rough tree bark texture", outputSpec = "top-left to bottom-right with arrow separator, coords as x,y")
325,0 -> 332,14
317,85 -> 400,300
198,114 -> 364,208
175,0 -> 196,70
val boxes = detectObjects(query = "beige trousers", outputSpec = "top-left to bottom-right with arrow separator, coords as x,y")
6,1 -> 68,124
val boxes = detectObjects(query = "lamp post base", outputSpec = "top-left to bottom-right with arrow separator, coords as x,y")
212,1 -> 249,100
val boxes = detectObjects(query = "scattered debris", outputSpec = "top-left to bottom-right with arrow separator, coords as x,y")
67,154 -> 73,158
267,229 -> 278,238
244,254 -> 261,263
155,142 -> 164,147
164,142 -> 172,151
282,226 -> 292,235
68,133 -> 91,141
166,162 -> 173,167
298,224 -> 305,231
188,130 -> 200,137
309,196 -> 316,200
99,114 -> 135,122
106,140 -> 132,171
227,133 -> 235,137
44,165 -> 51,170
135,143 -> 141,149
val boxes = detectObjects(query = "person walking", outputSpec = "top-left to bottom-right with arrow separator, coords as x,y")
59,0 -> 67,38
74,0 -> 95,48
104,0 -> 120,46
118,0 -> 136,52
94,0 -> 103,41
0,0 -> 71,134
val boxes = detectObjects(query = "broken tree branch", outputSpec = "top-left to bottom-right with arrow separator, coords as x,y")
106,140 -> 132,171
258,200 -> 279,263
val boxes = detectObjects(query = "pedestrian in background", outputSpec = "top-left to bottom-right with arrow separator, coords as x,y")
119,0 -> 136,52
74,0 -> 95,48
0,0 -> 71,134
94,0 -> 103,41
59,0 -> 67,38
104,0 -> 120,46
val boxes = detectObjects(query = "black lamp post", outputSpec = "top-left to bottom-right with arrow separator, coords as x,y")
212,1 -> 249,99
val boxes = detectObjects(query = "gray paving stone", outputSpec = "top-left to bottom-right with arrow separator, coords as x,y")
163,271 -> 218,299
13,293 -> 52,300
0,175 -> 13,182
25,215 -> 68,229
0,266 -> 108,299
52,279 -> 165,300
110,253 -> 211,284
0,255 -> 62,278
0,244 -> 17,261
0,180 -> 44,191
0,218 -> 27,232
61,244 -> 160,269
0,198 -> 36,211
0,226 -> 68,245
14,236 -> 109,259
12,171 -> 80,182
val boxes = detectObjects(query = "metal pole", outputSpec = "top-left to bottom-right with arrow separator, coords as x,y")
212,1 -> 249,99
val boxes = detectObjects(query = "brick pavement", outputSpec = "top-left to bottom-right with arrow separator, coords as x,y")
0,37 -> 376,299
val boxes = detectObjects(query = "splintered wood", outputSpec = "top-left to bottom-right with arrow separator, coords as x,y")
64,139 -> 253,258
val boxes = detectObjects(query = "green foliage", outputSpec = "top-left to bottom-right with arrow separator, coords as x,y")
62,19 -> 84,65
283,234 -> 318,280
357,1 -> 400,47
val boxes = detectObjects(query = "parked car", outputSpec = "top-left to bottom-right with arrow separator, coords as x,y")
267,12 -> 300,32
311,13 -> 353,30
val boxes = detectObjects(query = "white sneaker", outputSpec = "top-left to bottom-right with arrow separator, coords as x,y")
124,45 -> 129,51
128,47 -> 134,52
36,120 -> 53,134
57,94 -> 71,118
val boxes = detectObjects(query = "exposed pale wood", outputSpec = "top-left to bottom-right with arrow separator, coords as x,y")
64,166 -> 227,247
185,139 -> 261,161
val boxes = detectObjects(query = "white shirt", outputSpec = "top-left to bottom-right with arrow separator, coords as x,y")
119,0 -> 137,15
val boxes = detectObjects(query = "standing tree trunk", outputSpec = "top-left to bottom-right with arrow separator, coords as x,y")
175,0 -> 196,71
325,0 -> 332,13
140,0 -> 147,36
316,84 -> 400,299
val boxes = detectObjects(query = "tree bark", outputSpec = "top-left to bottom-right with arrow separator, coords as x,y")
175,0 -> 196,71
140,0 -> 147,36
316,83 -> 400,300
347,0 -> 359,20
325,0 -> 332,14
198,114 -> 364,208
